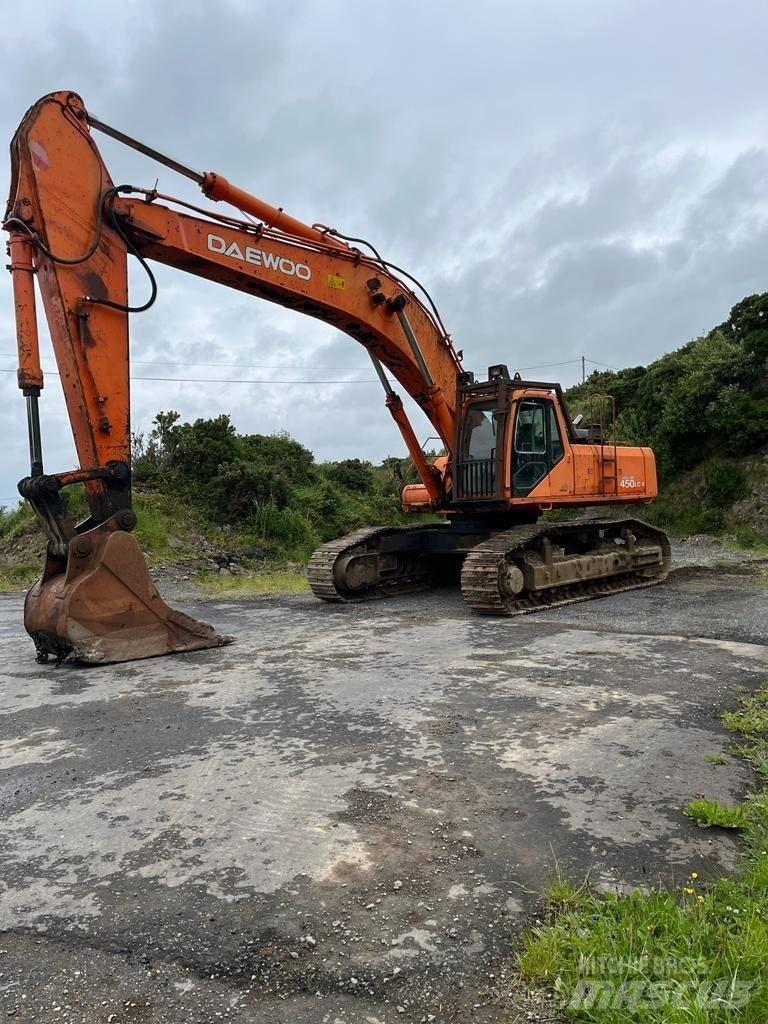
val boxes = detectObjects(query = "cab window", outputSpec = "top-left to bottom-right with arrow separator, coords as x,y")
515,404 -> 546,454
463,404 -> 499,460
459,402 -> 503,497
549,404 -> 564,462
513,399 -> 565,496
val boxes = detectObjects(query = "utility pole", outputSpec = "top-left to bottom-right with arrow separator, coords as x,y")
582,355 -> 586,384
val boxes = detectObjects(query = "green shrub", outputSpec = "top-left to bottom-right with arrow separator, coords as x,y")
251,502 -> 320,559
0,501 -> 34,540
325,458 -> 375,493
727,292 -> 768,362
215,459 -> 289,518
702,461 -> 747,510
239,431 -> 315,486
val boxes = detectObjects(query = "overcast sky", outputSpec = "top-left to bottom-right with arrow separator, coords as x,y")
1,0 -> 767,507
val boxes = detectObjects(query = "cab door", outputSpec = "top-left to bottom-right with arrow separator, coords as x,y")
512,398 -> 569,498
455,401 -> 506,500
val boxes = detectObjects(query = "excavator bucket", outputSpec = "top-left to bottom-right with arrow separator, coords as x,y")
25,525 -> 232,665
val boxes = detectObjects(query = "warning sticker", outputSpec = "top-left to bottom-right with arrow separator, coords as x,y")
30,139 -> 50,171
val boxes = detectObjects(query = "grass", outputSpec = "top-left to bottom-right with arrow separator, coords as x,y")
0,490 -> 195,587
0,490 -> 314,596
726,526 -> 768,553
706,753 -> 730,765
515,683 -> 768,1022
195,569 -> 309,597
0,562 -> 40,591
0,501 -> 31,539
133,493 -> 178,559
0,501 -> 41,590
543,864 -> 590,911
684,798 -> 749,829
723,692 -> 768,738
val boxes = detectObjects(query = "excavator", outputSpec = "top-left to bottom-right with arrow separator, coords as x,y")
4,91 -> 671,664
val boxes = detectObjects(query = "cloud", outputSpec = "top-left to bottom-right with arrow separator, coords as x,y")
1,0 -> 767,506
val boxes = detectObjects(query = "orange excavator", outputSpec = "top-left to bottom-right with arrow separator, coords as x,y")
5,92 -> 671,664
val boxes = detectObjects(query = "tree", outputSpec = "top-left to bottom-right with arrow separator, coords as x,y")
722,293 -> 768,363
172,414 -> 240,490
326,459 -> 374,493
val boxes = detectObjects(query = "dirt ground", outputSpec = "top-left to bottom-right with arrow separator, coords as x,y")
0,551 -> 766,1022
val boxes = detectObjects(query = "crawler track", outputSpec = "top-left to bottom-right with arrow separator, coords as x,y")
308,517 -> 671,615
307,524 -> 439,603
460,518 -> 671,616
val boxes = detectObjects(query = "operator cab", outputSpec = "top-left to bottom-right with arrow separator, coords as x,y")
454,365 -> 569,503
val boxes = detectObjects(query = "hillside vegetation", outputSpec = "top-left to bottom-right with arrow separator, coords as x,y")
565,292 -> 768,543
130,411 -> 424,561
2,293 -> 767,590
0,414 -> 425,589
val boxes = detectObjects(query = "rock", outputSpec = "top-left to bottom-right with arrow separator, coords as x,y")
242,546 -> 270,560
393,879 -> 403,891
683,534 -> 724,548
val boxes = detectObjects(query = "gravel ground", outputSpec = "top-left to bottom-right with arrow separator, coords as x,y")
672,536 -> 768,568
0,553 -> 766,1022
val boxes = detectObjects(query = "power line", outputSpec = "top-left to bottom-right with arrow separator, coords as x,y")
586,358 -> 619,371
514,359 -> 581,372
514,358 -> 621,374
0,354 -> 621,385
0,351 -> 372,372
0,368 -> 379,385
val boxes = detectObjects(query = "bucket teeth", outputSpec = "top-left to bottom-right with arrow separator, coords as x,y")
24,526 -> 232,665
